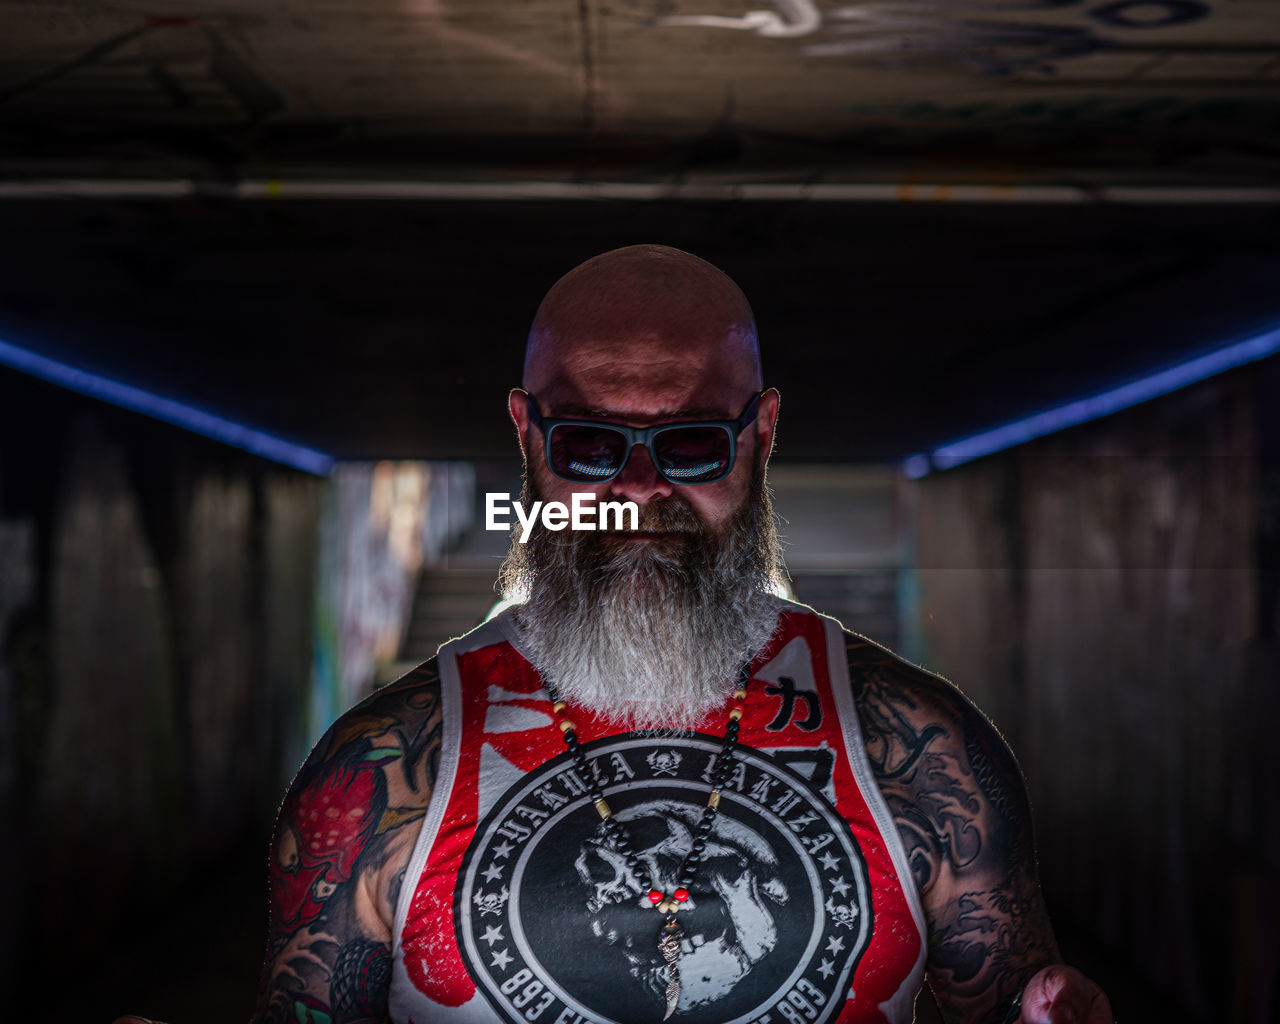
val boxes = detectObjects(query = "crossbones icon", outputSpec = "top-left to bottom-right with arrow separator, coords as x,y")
646,750 -> 683,777
474,886 -> 510,917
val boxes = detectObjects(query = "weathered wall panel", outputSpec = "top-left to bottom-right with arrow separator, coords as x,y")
913,457 -> 1022,735
915,365 -> 1276,1020
0,371 -> 324,1018
263,474 -> 324,791
42,417 -> 181,960
175,470 -> 258,857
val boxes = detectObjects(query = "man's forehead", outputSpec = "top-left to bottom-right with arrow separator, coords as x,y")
540,376 -> 736,421
533,341 -> 748,418
527,322 -> 757,393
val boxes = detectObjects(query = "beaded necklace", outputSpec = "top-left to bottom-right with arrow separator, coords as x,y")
546,665 -> 751,1021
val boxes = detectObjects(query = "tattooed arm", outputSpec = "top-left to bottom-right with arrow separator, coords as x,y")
845,634 -> 1110,1024
252,659 -> 443,1024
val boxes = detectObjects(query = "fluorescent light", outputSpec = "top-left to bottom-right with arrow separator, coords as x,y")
0,337 -> 334,475
904,323 -> 1280,478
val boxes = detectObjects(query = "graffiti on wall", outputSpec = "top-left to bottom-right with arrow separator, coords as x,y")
645,0 -> 1274,78
310,461 -> 477,742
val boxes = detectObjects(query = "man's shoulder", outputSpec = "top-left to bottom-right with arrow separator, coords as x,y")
837,628 -> 1036,912
293,656 -> 445,807
322,655 -> 441,740
352,656 -> 442,719
840,628 -> 974,724
837,627 -> 1014,790
260,658 -> 446,1022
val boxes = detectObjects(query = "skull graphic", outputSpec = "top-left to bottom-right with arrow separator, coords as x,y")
473,886 -> 511,917
573,800 -> 789,1013
646,750 -> 683,777
824,895 -> 859,931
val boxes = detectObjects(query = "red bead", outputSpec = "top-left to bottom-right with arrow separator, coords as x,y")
673,888 -> 689,903
648,889 -> 664,904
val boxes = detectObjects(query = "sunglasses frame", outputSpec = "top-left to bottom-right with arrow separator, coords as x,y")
523,390 -> 765,485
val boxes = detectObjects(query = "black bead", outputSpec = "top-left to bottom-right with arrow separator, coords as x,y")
691,838 -> 706,852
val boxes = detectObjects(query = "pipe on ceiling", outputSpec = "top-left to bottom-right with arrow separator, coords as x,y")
1,179 -> 1279,204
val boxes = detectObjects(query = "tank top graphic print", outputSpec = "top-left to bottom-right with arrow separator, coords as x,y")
389,600 -> 927,1024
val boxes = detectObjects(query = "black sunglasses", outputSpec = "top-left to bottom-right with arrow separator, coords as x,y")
524,391 -> 765,485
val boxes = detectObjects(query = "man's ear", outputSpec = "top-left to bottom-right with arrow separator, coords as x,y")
508,388 -> 530,458
755,388 -> 780,467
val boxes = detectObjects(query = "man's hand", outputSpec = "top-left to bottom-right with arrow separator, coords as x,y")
1018,965 -> 1113,1024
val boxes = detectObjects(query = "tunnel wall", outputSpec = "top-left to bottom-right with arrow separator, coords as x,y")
913,361 -> 1279,1021
0,368 -> 323,1010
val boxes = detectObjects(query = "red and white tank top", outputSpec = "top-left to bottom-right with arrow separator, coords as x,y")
389,599 -> 927,1024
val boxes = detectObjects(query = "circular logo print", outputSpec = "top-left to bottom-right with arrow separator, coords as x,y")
456,735 -> 871,1024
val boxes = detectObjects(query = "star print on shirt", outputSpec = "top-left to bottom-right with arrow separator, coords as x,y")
492,840 -> 515,860
830,875 -> 851,897
481,862 -> 504,884
491,948 -> 513,971
819,851 -> 841,872
826,935 -> 846,956
818,959 -> 835,979
481,925 -> 505,947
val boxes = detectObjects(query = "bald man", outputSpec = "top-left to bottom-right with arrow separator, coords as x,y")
249,246 -> 1111,1024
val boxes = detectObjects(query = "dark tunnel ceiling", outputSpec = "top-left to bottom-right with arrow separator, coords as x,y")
0,1 -> 1278,462
2,0 -> 1279,182
2,198 -> 1278,462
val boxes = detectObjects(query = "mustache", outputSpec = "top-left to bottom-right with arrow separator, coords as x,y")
604,494 -> 703,534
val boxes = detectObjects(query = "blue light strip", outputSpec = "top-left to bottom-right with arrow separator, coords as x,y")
0,338 -> 335,476
903,323 -> 1280,479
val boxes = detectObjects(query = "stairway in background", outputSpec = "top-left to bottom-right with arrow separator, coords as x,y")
380,566 -> 502,682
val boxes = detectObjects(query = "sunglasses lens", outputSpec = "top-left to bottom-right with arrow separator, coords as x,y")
653,426 -> 733,483
548,425 -> 629,481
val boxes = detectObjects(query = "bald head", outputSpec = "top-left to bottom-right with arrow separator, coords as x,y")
523,245 -> 761,401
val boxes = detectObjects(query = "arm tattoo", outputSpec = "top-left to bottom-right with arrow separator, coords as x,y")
254,658 -> 443,1024
846,634 -> 1059,1023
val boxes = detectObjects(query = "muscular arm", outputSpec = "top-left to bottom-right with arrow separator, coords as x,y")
253,659 -> 443,1024
845,634 -> 1062,1024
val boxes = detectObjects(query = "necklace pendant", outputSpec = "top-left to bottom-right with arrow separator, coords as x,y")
658,918 -> 683,1020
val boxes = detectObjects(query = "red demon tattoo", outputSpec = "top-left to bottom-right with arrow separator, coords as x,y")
271,746 -> 399,931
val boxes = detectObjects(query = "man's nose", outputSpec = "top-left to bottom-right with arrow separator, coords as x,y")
607,443 -> 674,505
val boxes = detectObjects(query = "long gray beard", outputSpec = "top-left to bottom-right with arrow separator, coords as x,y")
498,469 -> 785,731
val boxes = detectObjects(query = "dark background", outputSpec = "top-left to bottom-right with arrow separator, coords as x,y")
1,1 -> 1278,1021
